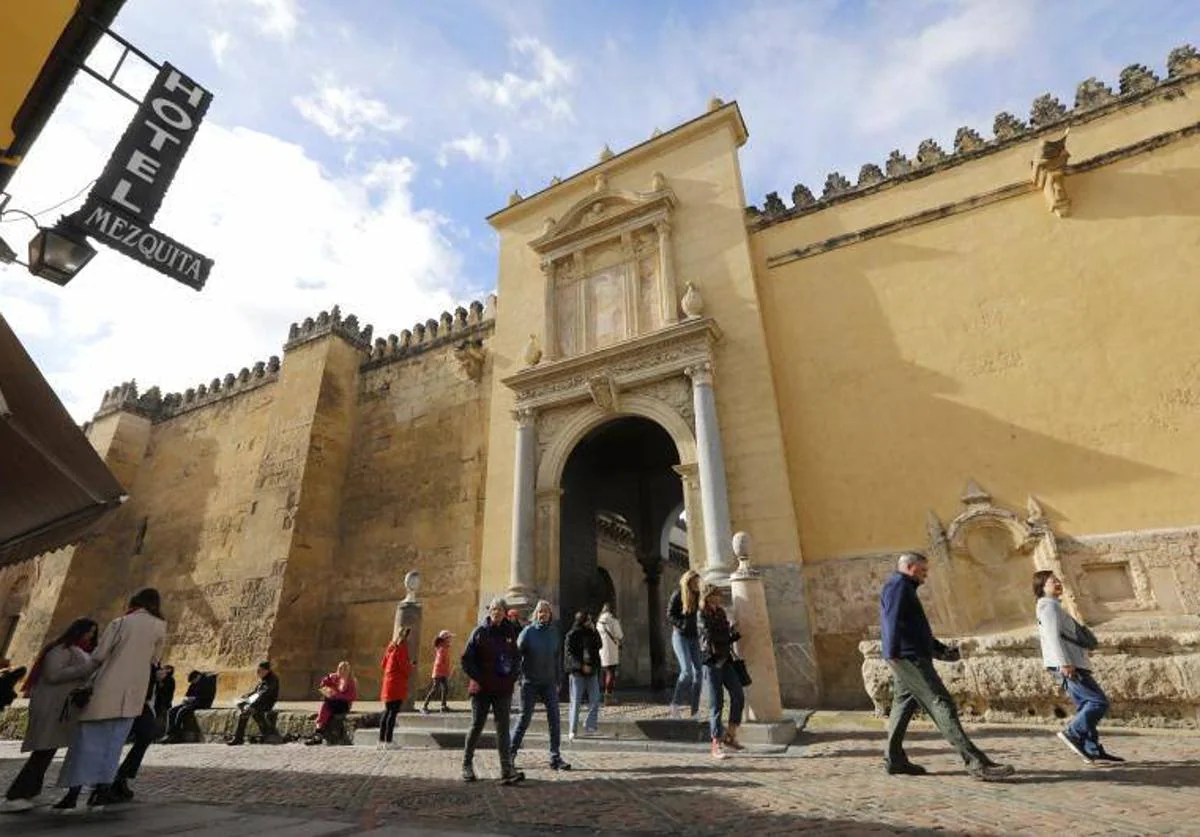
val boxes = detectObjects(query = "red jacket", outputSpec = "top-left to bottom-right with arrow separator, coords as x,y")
380,641 -> 412,703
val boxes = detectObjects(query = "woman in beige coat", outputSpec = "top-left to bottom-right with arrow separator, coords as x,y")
1,618 -> 98,812
55,588 -> 166,812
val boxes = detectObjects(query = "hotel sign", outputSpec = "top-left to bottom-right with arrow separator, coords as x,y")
74,61 -> 215,289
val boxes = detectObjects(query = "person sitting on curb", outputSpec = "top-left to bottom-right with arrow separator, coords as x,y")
305,661 -> 357,745
228,661 -> 281,745
162,669 -> 217,743
1034,571 -> 1123,765
879,552 -> 1014,782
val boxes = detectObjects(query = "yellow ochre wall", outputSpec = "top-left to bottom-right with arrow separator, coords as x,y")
753,78 -> 1200,562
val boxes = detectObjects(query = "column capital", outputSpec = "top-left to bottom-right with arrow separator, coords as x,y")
539,258 -> 555,278
684,361 -> 714,387
511,407 -> 537,428
653,218 -> 671,237
672,462 -> 699,487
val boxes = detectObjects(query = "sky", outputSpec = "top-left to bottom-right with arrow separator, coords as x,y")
0,0 -> 1194,420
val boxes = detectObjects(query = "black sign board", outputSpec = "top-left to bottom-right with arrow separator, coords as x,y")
73,198 -> 212,290
90,62 -> 212,224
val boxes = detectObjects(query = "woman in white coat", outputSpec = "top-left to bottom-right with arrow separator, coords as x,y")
596,603 -> 624,704
55,588 -> 166,812
1,618 -> 98,812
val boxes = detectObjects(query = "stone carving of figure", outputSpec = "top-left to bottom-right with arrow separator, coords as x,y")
1031,130 -> 1071,217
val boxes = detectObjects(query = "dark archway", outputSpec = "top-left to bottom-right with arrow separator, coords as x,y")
559,416 -> 682,690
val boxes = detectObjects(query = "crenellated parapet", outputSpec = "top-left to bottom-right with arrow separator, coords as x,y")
94,355 -> 281,423
360,294 -> 496,374
284,305 -> 374,352
746,43 -> 1199,226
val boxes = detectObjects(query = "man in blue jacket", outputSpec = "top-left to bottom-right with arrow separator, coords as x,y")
879,552 -> 1014,781
509,600 -> 571,771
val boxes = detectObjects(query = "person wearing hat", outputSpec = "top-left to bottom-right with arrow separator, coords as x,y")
421,630 -> 455,714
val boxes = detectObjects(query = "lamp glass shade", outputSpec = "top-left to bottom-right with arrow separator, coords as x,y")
28,226 -> 96,285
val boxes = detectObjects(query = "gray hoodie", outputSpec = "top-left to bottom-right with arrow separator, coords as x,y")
1036,596 -> 1091,670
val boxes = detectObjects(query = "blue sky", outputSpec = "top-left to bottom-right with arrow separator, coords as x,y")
0,0 -> 1193,418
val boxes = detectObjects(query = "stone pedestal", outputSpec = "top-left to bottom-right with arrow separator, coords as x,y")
395,571 -> 423,711
727,532 -> 783,722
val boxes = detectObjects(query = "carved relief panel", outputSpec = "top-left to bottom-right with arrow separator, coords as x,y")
532,176 -> 679,362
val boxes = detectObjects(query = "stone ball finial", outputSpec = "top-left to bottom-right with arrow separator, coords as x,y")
403,570 -> 421,603
731,531 -> 757,577
708,95 -> 725,112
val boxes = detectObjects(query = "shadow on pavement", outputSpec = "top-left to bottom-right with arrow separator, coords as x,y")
0,755 -> 972,836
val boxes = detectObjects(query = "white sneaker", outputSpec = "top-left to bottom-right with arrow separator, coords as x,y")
1,798 -> 35,813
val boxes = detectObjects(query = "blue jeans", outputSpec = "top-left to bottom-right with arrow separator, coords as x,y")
510,681 -> 561,760
1061,669 -> 1108,756
670,631 -> 702,714
703,662 -> 744,741
568,673 -> 600,735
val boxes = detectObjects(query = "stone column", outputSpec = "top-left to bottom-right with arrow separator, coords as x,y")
540,260 -> 558,361
507,408 -> 537,607
394,571 -> 423,711
640,556 -> 666,690
727,533 -> 783,722
655,219 -> 679,324
672,463 -> 706,572
685,362 -> 733,582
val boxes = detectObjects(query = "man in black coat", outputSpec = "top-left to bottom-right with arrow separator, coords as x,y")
162,669 -> 217,743
228,661 -> 281,745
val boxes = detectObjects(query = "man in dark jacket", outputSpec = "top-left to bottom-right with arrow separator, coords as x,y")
112,663 -> 174,801
460,597 -> 523,784
880,553 -> 1013,781
509,600 -> 570,771
228,661 -> 281,745
162,670 -> 217,743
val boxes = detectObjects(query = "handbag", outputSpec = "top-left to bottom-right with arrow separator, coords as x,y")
730,657 -> 753,688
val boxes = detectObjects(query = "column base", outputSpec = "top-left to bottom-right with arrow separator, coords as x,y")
702,567 -> 731,587
504,586 -> 537,611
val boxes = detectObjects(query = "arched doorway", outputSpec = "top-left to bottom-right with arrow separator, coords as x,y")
558,416 -> 683,689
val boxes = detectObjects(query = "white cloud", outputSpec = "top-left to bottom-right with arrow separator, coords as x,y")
436,133 -> 512,168
0,78 -> 460,420
209,30 -> 232,67
246,0 -> 300,40
469,37 -> 574,123
293,76 -> 408,141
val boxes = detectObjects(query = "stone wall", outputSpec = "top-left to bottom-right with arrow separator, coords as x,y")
330,334 -> 493,700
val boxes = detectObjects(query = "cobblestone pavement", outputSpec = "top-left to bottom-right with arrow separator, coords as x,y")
2,716 -> 1198,835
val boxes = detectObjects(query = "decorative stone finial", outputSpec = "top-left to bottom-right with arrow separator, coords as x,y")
549,175 -> 562,186
915,139 -> 946,168
857,164 -> 885,187
731,531 -> 757,577
885,150 -> 912,177
680,282 -> 704,318
403,570 -> 421,603
763,191 -> 786,216
953,126 -> 986,154
1074,78 -> 1115,110
598,144 -> 614,162
507,190 -> 522,206
791,183 -> 815,209
1119,64 -> 1159,95
822,172 -> 852,198
1167,44 -> 1200,78
1029,93 -> 1067,127
650,127 -> 663,138
708,95 -> 725,112
650,171 -> 666,191
961,479 -> 991,507
523,333 -> 543,366
992,112 -> 1026,140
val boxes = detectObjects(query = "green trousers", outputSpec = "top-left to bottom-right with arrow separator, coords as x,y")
885,656 -> 987,768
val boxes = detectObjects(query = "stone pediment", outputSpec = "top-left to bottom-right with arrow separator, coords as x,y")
529,180 -> 676,258
503,316 -> 720,411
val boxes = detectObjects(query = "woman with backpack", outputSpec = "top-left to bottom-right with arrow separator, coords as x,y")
564,611 -> 603,740
667,570 -> 702,719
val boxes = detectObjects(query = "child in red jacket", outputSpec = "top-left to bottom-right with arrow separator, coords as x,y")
420,630 -> 454,713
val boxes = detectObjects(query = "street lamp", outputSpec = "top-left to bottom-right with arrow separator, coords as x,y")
27,218 -> 96,286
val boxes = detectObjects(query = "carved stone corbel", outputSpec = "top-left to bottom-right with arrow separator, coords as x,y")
453,340 -> 486,382
1031,130 -> 1071,217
